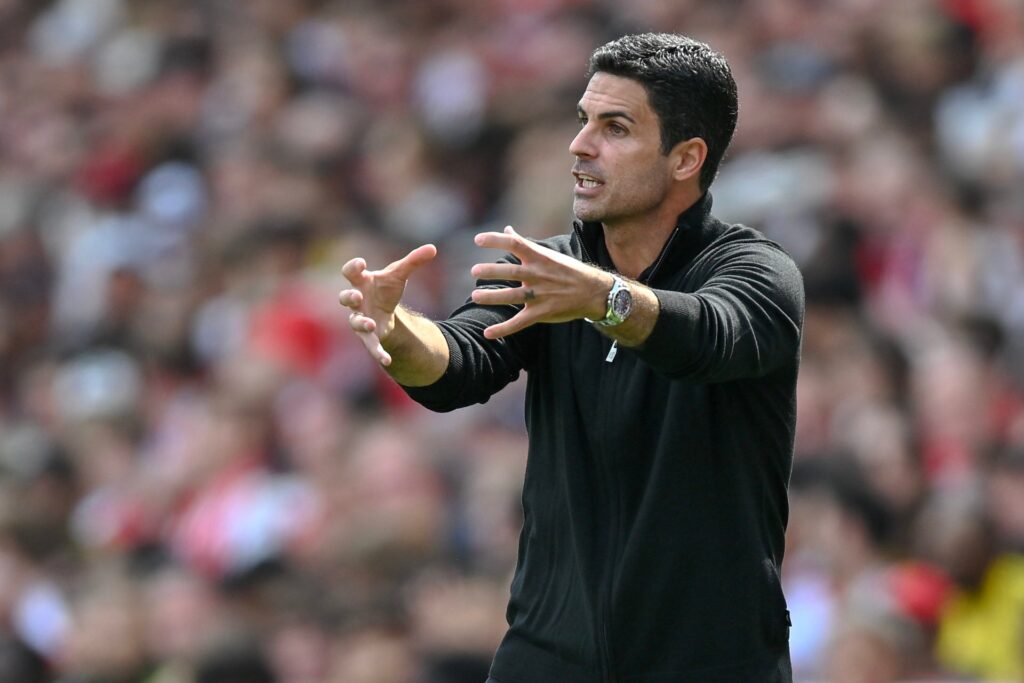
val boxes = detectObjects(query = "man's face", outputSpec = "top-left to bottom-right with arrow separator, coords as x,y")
570,73 -> 674,225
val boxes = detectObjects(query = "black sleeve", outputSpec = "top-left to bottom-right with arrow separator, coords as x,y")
634,241 -> 804,383
401,254 -> 541,412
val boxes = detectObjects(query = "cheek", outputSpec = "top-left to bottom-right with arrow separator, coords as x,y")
616,155 -> 671,195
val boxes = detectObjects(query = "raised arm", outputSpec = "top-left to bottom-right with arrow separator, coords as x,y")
636,242 -> 804,382
471,227 -> 803,384
338,244 -> 449,387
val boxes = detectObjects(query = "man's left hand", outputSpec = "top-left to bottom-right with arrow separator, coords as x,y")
471,226 -> 612,339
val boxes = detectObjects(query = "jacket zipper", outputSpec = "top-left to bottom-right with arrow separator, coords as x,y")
640,225 -> 681,286
574,221 -> 682,682
573,221 -> 681,285
574,223 -> 614,680
573,222 -> 595,265
595,360 -> 617,683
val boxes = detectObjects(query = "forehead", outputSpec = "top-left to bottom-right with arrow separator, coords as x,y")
577,72 -> 654,118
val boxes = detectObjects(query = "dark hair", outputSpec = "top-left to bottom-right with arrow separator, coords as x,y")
588,33 -> 738,191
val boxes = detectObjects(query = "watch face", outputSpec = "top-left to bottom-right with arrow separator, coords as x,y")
611,287 -> 632,318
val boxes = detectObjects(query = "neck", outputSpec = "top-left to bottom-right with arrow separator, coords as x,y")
602,188 -> 702,279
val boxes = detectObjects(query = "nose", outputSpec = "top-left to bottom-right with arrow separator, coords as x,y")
569,124 -> 596,159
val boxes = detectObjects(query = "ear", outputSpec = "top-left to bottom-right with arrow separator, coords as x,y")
668,137 -> 708,183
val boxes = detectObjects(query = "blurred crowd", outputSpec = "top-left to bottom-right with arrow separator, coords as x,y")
1,0 -> 1023,682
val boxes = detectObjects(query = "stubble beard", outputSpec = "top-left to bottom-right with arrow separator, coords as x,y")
573,172 -> 671,227
572,195 -> 603,223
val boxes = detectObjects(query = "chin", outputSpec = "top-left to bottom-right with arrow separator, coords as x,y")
572,199 -> 604,223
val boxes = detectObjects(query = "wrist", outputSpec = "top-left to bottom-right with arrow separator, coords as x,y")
586,274 -> 634,328
587,272 -> 616,321
380,307 -> 408,351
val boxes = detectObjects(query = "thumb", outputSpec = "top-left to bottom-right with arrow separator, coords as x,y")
387,243 -> 437,280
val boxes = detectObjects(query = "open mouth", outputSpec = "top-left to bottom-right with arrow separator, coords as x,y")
574,172 -> 604,190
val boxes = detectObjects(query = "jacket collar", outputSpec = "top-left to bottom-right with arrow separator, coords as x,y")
572,192 -> 722,284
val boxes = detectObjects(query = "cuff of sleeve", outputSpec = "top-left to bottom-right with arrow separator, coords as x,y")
398,321 -> 464,408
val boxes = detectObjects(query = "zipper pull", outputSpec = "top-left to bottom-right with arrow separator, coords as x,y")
605,341 -> 618,363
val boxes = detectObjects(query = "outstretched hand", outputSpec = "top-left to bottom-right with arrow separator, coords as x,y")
339,244 -> 437,366
471,226 -> 612,339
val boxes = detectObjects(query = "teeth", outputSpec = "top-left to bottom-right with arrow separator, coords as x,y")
580,179 -> 600,188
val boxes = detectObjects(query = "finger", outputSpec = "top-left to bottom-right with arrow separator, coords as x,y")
348,312 -> 377,334
471,286 -> 534,306
348,315 -> 392,365
356,329 -> 392,366
474,228 -> 537,257
342,257 -> 368,285
470,262 -> 526,281
338,289 -> 363,308
484,308 -> 539,339
385,243 -> 437,280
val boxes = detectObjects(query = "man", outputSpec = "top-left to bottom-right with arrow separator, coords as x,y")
339,33 -> 803,683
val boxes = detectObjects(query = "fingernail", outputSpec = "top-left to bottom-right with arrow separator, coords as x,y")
504,225 -> 514,233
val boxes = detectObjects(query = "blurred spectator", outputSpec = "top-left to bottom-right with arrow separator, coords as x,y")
54,570 -> 151,683
194,636 -> 276,683
329,625 -> 413,683
785,458 -> 893,678
1,0 -> 1024,680
914,487 -> 1024,681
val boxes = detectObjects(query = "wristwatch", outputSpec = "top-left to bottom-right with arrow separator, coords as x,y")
586,275 -> 633,327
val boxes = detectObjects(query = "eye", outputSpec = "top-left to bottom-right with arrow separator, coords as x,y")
608,123 -> 627,136
578,116 -> 588,128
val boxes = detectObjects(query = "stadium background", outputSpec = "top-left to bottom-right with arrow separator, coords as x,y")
1,0 -> 1024,681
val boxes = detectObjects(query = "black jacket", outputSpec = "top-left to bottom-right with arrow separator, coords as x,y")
405,194 -> 804,683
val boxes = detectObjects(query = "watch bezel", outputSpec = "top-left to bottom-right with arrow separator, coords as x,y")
610,287 -> 631,319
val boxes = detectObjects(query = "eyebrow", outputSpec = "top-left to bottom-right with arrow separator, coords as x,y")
577,105 -> 637,124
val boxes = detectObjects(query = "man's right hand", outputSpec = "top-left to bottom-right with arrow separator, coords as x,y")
339,244 -> 437,366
